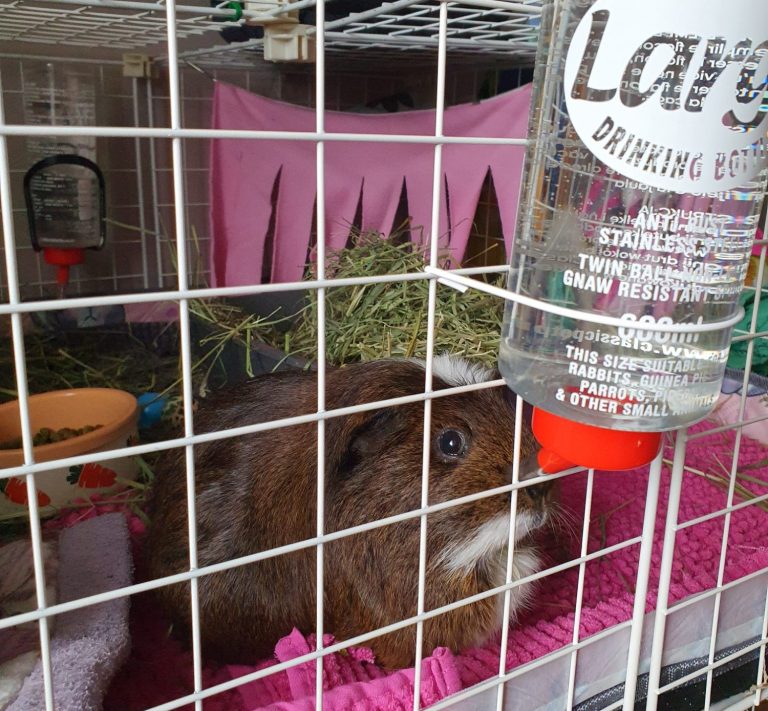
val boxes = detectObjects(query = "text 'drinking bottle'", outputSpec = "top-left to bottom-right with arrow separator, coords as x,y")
499,0 -> 768,431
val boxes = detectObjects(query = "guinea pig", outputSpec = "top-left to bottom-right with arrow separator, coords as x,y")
145,355 -> 553,670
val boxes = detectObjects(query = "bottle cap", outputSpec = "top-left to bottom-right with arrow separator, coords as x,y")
532,407 -> 662,473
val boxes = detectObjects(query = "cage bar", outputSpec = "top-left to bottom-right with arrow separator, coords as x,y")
0,2 -> 766,710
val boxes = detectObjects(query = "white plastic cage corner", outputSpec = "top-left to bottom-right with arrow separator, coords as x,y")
122,53 -> 153,78
263,23 -> 316,63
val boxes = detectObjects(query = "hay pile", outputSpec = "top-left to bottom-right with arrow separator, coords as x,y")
0,328 -> 179,403
276,233 -> 505,367
182,232 -> 506,384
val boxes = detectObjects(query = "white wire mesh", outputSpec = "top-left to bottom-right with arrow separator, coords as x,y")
0,0 -> 541,58
312,2 -> 327,707
323,1 -> 538,53
0,2 -> 767,711
0,0 -> 244,50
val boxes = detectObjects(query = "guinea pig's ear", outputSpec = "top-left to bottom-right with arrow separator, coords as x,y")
326,408 -> 407,479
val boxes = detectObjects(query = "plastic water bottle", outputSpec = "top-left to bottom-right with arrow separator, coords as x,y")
499,0 -> 768,432
22,64 -> 102,296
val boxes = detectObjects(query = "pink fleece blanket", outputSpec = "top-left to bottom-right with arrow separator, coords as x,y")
209,82 -> 531,286
100,414 -> 768,710
224,420 -> 768,710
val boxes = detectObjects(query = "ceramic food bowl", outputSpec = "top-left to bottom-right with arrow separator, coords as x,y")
0,388 -> 139,515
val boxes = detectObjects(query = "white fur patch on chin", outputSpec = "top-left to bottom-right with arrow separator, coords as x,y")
435,513 -> 543,641
435,512 -> 541,576
411,354 -> 494,387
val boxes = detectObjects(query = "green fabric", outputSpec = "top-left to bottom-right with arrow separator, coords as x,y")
727,289 -> 768,373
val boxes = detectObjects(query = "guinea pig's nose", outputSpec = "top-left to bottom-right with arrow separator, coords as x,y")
506,452 -> 551,503
505,451 -> 542,484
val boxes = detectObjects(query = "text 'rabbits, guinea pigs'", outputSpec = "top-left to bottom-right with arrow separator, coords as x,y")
146,355 -> 555,670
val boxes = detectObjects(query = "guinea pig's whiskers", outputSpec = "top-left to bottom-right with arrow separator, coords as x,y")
546,501 -> 579,542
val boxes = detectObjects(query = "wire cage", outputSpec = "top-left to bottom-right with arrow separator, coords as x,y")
0,2 -> 767,711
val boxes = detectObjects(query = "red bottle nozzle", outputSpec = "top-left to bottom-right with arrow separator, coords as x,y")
42,247 -> 84,287
531,407 -> 662,474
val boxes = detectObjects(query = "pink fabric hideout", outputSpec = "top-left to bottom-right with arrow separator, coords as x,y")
209,82 -> 532,287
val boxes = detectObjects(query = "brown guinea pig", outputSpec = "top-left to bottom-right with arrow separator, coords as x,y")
145,355 -> 553,670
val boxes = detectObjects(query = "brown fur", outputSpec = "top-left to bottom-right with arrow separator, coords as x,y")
145,358 -> 551,669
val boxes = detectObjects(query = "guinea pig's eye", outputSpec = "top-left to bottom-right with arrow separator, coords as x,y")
436,428 -> 468,459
